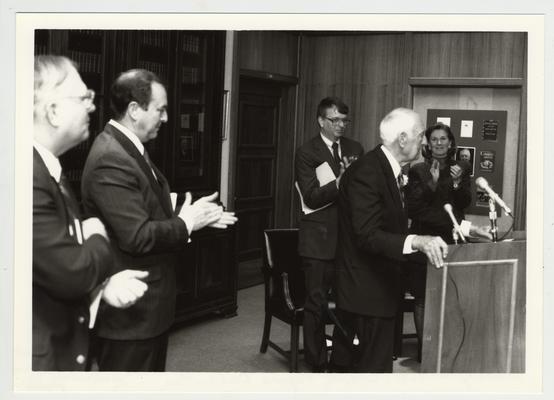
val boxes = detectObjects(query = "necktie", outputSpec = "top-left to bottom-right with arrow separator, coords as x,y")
143,150 -> 158,181
56,173 -> 83,243
397,173 -> 406,208
59,173 -> 78,216
332,142 -> 341,167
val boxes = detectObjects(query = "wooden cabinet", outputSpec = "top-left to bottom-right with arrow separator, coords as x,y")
175,226 -> 238,323
35,29 -> 237,323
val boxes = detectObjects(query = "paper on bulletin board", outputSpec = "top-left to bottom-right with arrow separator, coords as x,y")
436,117 -> 451,126
460,120 -> 473,137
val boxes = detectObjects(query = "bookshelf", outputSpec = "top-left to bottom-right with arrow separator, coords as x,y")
34,29 -> 236,324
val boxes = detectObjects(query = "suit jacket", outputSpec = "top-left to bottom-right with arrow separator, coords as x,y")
33,149 -> 113,370
295,135 -> 363,260
406,159 -> 472,243
335,145 -> 410,318
81,123 -> 189,340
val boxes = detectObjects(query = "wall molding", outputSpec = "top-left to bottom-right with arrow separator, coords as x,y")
409,77 -> 524,88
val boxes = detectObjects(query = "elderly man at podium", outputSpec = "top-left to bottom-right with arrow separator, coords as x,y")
330,108 -> 450,373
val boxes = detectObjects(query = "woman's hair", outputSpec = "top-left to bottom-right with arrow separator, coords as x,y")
422,123 -> 457,160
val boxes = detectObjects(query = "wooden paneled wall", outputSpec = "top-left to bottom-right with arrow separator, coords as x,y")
238,31 -> 299,77
296,32 -> 526,151
235,31 -> 527,228
297,33 -> 409,152
410,32 -> 526,78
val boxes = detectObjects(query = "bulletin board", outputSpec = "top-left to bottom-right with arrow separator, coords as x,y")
426,109 -> 507,216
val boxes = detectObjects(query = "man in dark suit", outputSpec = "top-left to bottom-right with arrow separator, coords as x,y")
81,69 -> 236,371
33,55 -> 149,371
295,97 -> 364,372
331,108 -> 449,373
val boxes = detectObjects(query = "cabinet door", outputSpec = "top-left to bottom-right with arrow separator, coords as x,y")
174,228 -> 237,322
195,230 -> 237,301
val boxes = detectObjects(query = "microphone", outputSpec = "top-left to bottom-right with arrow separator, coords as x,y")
443,203 -> 466,243
475,177 -> 513,217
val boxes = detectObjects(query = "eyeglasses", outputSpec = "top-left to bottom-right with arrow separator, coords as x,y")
60,89 -> 95,110
325,117 -> 351,126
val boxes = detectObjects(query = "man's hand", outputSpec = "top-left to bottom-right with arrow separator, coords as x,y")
102,270 -> 149,308
209,211 -> 238,229
469,224 -> 493,240
82,217 -> 108,241
342,155 -> 358,169
412,235 -> 449,268
178,192 -> 223,232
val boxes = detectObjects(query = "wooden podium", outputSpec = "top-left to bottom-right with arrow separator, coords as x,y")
421,239 -> 526,373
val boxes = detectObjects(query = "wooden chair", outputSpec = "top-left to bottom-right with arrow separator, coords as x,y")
259,228 -> 305,372
259,228 -> 345,372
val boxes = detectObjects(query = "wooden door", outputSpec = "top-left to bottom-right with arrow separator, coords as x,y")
234,78 -> 283,266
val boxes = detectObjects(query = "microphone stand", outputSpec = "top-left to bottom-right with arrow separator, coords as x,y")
488,198 -> 498,242
452,229 -> 459,245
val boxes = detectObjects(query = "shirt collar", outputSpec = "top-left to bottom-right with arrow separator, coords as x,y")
33,140 -> 62,182
380,145 -> 402,178
109,119 -> 145,155
320,132 -> 340,149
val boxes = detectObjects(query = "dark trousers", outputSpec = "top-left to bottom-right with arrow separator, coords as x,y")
301,257 -> 335,369
330,309 -> 395,373
96,331 -> 169,372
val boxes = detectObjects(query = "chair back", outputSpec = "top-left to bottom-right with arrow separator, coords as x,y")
263,228 -> 305,309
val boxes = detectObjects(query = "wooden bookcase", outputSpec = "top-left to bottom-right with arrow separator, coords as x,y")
34,29 -> 237,324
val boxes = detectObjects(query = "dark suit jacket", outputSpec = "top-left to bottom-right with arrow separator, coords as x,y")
406,159 -> 472,243
81,123 -> 189,340
335,145 -> 410,318
33,149 -> 113,370
295,135 -> 363,260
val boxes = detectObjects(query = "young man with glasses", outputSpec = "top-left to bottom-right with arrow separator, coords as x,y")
294,96 -> 363,372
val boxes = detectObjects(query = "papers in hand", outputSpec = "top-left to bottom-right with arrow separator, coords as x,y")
296,162 -> 336,215
88,284 -> 104,329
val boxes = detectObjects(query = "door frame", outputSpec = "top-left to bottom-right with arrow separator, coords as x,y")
228,70 -> 298,227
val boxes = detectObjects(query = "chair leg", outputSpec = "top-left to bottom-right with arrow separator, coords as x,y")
260,312 -> 272,353
290,323 -> 300,372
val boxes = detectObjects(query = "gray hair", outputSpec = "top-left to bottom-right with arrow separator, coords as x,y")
34,55 -> 77,117
379,108 -> 421,145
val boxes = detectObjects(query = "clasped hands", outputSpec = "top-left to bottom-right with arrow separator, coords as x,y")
337,155 -> 358,187
179,191 -> 238,231
429,159 -> 463,188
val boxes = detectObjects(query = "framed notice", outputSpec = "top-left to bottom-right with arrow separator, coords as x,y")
456,146 -> 476,177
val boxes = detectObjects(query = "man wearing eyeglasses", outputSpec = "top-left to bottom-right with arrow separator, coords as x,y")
33,55 -> 149,370
294,97 -> 364,372
81,69 -> 236,371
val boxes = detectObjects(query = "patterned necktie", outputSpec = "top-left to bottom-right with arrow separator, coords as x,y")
397,173 -> 406,208
58,173 -> 78,216
332,142 -> 341,168
56,173 -> 82,243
